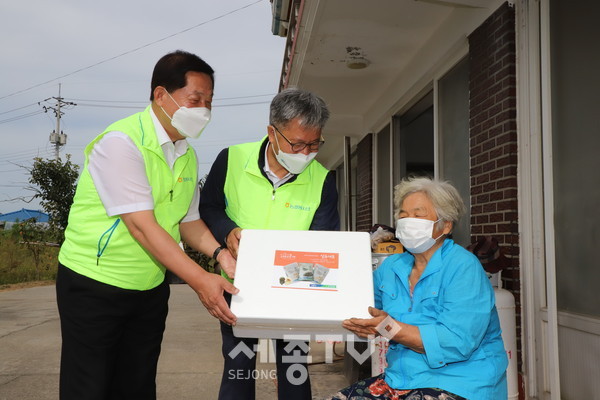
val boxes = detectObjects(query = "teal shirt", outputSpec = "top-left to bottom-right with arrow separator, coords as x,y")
374,239 -> 508,399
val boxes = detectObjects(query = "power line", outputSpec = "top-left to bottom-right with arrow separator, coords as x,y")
0,0 -> 263,101
0,102 -> 39,116
0,91 -> 276,118
0,110 -> 45,125
73,100 -> 271,110
0,147 -> 54,159
74,103 -> 144,110
64,93 -> 275,103
213,100 -> 271,107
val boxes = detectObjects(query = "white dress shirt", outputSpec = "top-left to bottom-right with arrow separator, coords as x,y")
263,142 -> 293,189
88,108 -> 200,222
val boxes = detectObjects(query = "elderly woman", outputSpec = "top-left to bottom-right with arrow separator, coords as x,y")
332,177 -> 508,400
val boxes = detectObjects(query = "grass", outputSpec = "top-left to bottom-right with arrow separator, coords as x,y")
0,228 -> 214,288
0,231 -> 59,286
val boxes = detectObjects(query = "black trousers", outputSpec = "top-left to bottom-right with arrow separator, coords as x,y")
56,264 -> 170,400
218,293 -> 312,400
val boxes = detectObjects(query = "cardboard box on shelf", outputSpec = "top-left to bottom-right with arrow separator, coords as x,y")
374,241 -> 403,254
231,229 -> 374,341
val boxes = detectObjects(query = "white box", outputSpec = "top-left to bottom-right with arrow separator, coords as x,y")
231,229 -> 374,341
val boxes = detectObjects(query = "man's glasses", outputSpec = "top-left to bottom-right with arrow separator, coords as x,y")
272,125 -> 325,153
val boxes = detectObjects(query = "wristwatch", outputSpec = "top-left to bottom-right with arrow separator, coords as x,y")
212,245 -> 225,260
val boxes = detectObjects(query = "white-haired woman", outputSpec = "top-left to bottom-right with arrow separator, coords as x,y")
331,177 -> 508,400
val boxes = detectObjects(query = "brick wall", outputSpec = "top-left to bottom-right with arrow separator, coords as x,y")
468,0 -> 522,388
355,134 -> 373,232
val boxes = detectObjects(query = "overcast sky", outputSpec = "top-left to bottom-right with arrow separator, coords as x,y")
0,0 -> 285,214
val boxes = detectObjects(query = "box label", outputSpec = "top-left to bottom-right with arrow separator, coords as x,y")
272,250 -> 339,291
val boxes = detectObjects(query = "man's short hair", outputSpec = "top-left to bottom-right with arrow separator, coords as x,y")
269,88 -> 330,130
150,50 -> 214,101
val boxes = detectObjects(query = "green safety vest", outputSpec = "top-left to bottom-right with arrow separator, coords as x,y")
58,106 -> 198,290
222,138 -> 329,280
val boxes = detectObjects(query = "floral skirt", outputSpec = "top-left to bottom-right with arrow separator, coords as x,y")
323,373 -> 467,400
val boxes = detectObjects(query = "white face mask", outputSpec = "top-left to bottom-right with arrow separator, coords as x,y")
161,90 -> 211,139
395,217 -> 444,254
272,131 -> 317,174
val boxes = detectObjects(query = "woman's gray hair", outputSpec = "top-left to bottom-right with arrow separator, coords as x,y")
269,88 -> 330,130
394,177 -> 466,229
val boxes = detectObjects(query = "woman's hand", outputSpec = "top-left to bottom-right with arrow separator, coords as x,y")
342,307 -> 399,339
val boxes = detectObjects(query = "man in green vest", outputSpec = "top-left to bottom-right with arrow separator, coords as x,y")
56,50 -> 238,399
200,88 -> 340,400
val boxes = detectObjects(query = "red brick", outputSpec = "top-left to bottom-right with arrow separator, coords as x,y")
470,144 -> 484,157
483,182 -> 496,192
504,211 -> 518,222
503,143 -> 518,154
482,118 -> 496,132
502,97 -> 516,110
497,177 -> 516,189
470,165 -> 483,175
497,223 -> 512,233
476,174 -> 490,185
496,131 -> 517,145
490,212 -> 504,223
489,124 -> 504,137
503,165 -> 518,177
472,131 -> 489,144
472,91 -> 490,107
482,139 -> 497,152
484,225 -> 497,233
489,169 -> 504,180
495,109 -> 516,125
475,153 -> 490,165
488,60 -> 503,76
497,200 -> 517,211
495,86 -> 517,102
488,81 -> 503,96
482,160 -> 497,172
503,120 -> 517,131
490,191 -> 504,201
483,203 -> 497,213
490,147 -> 503,159
503,234 -> 520,244
474,111 -> 490,126
476,193 -> 490,204
470,123 -> 483,136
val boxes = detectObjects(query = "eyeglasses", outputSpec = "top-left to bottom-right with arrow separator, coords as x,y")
272,125 -> 325,153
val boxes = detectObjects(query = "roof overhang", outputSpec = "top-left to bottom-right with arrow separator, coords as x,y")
271,0 -> 507,169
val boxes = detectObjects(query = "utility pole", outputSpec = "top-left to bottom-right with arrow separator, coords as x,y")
41,84 -> 76,159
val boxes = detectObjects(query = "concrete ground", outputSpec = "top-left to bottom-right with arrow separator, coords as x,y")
0,284 -> 349,400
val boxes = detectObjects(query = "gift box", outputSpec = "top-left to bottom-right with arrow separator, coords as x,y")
231,229 -> 374,341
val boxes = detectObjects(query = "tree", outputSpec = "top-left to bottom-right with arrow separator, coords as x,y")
28,155 -> 79,238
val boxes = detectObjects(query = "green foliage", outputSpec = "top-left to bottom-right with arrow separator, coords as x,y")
29,155 -> 79,239
0,228 -> 59,285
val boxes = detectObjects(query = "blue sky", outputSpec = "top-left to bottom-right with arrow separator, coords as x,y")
0,0 -> 284,214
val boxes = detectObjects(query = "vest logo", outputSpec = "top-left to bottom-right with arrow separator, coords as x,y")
178,177 -> 194,183
285,202 -> 311,212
